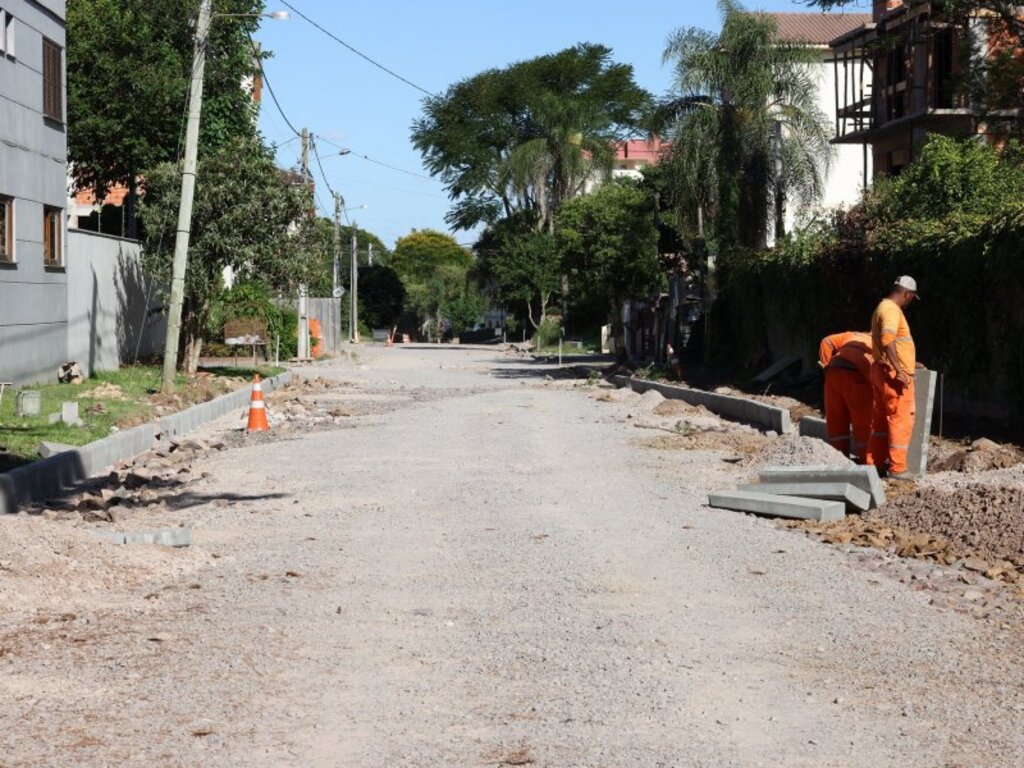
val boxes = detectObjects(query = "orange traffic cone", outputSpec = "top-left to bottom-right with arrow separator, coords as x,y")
247,374 -> 269,432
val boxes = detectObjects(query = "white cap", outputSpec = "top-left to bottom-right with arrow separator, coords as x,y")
895,275 -> 919,296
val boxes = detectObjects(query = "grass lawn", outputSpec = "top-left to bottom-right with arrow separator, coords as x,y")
0,364 -> 284,472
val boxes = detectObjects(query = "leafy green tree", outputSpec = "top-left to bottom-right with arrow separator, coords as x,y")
359,265 -> 407,331
412,44 -> 650,231
654,1 -> 831,250
475,216 -> 562,330
139,137 -> 320,372
391,230 -> 481,339
867,134 -> 1024,223
297,217 -> 391,297
555,178 -> 662,347
67,0 -> 264,227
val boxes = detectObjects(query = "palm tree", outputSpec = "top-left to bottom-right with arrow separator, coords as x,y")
655,0 -> 833,250
505,92 -> 617,234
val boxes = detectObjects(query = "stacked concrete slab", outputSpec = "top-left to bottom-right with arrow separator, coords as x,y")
707,465 -> 885,523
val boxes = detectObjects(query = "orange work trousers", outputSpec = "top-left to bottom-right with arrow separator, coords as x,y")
824,367 -> 872,463
867,362 -> 916,475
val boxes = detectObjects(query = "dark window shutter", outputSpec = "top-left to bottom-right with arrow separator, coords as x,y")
42,38 -> 62,121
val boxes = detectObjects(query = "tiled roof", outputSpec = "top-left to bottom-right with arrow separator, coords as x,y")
762,11 -> 872,45
615,138 -> 667,162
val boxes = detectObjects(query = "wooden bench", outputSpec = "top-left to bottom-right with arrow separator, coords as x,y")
223,318 -> 268,367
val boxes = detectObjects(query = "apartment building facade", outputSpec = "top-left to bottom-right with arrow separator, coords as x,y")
0,0 -> 68,384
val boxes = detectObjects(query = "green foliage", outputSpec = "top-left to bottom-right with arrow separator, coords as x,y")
207,281 -> 298,358
555,178 -> 663,313
716,134 -> 1024,414
476,216 -> 562,329
868,135 -> 1024,223
359,265 -> 406,330
391,230 -> 480,337
67,0 -> 263,199
533,317 -> 563,349
295,216 -> 392,297
412,43 -> 651,231
139,136 -> 319,367
655,0 -> 832,249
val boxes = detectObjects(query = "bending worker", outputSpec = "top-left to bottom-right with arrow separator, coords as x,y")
818,331 -> 873,463
868,275 -> 921,478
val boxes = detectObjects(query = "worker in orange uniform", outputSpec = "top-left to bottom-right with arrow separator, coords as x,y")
868,276 -> 921,478
818,331 -> 873,463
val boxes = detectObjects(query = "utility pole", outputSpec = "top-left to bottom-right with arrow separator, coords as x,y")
332,192 -> 343,297
296,129 -> 312,360
367,242 -> 374,266
350,230 -> 359,342
161,0 -> 213,394
300,128 -> 309,179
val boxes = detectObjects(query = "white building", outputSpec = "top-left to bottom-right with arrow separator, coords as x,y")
764,11 -> 873,245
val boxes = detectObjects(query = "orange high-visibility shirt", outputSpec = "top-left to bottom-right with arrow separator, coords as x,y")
819,332 -> 872,381
871,298 -> 915,373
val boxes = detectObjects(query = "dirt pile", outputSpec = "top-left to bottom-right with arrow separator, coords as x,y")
637,426 -> 771,457
77,382 -> 128,401
874,483 -> 1024,566
929,437 -> 1024,473
750,434 -> 852,470
652,399 -> 699,417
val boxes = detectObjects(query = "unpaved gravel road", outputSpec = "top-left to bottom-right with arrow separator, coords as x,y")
2,346 -> 1023,767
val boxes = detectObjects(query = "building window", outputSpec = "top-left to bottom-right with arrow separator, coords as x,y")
43,207 -> 62,267
0,10 -> 14,57
42,38 -> 62,122
0,10 -> 13,58
0,195 -> 12,262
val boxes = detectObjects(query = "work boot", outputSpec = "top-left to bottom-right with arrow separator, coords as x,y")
888,470 -> 917,481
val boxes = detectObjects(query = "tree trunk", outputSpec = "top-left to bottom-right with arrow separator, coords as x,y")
611,296 -> 627,362
181,307 -> 204,375
125,174 -> 139,240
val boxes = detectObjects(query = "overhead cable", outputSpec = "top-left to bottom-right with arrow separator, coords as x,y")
278,0 -> 435,97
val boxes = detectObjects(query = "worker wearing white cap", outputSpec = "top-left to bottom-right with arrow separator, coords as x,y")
867,275 -> 921,478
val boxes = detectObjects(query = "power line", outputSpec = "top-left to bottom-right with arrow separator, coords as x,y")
317,136 -> 434,180
247,34 -> 302,139
278,0 -> 435,97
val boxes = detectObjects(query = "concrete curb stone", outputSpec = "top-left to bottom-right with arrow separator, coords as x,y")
708,490 -> 846,522
0,371 -> 293,514
610,375 -> 792,434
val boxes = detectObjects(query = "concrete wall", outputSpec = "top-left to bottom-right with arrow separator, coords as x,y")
0,0 -> 67,385
66,230 -> 166,376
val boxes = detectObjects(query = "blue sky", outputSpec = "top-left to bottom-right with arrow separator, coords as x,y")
254,0 -> 836,248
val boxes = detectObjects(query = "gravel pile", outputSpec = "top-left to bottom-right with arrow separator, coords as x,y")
929,437 -> 1024,473
750,433 -> 852,469
875,483 -> 1024,565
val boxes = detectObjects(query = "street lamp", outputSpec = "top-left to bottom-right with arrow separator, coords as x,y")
160,3 -> 288,394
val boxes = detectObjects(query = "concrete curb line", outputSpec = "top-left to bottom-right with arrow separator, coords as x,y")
0,371 -> 293,515
610,375 -> 792,435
